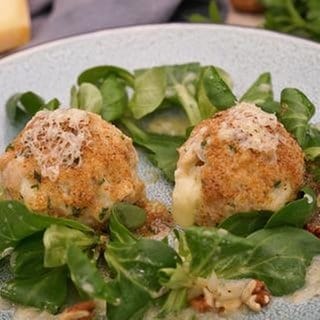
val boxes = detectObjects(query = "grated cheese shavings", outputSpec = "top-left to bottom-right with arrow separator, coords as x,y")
20,108 -> 91,181
218,102 -> 279,153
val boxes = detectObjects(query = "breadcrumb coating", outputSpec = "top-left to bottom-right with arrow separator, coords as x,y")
0,109 -> 145,228
173,103 -> 305,227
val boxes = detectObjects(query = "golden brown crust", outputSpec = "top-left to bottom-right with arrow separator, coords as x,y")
136,199 -> 173,238
0,111 -> 145,228
176,105 -> 305,226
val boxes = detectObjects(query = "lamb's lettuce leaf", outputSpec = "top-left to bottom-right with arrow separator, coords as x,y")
0,268 -> 68,313
0,200 -> 93,259
120,118 -> 184,181
100,75 -> 128,121
108,207 -> 138,244
219,211 -> 273,237
165,63 -> 202,125
303,125 -> 320,160
129,67 -> 167,119
66,244 -> 119,304
6,91 -> 59,125
130,63 -> 202,125
43,225 -> 97,267
104,212 -> 180,320
279,88 -> 315,146
77,65 -> 135,88
219,188 -> 317,235
185,227 -> 253,278
161,226 -> 320,297
265,187 -> 316,228
241,72 -> 273,105
70,82 -> 103,113
10,233 -> 47,277
197,66 -> 236,119
241,227 -> 320,295
108,203 -> 146,231
1,232 -> 68,313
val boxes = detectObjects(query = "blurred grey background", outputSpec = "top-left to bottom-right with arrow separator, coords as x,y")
28,0 -> 227,46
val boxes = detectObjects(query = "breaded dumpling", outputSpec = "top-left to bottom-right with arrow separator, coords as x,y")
172,102 -> 305,227
0,108 -> 145,228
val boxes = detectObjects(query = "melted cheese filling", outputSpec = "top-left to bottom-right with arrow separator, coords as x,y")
172,166 -> 202,227
218,102 -> 279,153
172,128 -> 207,227
20,108 -> 91,181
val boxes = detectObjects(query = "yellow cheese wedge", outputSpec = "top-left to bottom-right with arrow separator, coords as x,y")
0,0 -> 31,53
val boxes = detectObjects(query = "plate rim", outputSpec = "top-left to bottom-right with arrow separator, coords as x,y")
1,23 -> 320,66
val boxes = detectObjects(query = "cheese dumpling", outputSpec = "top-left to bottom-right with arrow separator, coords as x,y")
172,102 -> 305,227
0,108 -> 145,228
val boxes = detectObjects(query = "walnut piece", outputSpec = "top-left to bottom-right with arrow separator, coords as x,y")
189,278 -> 270,314
58,301 -> 96,320
189,294 -> 212,313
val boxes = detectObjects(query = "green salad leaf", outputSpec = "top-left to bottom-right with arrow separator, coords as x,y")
100,75 -> 128,121
1,268 -> 68,313
130,66 -> 167,119
105,238 -> 179,320
10,233 -> 47,277
163,226 -> 320,297
120,118 -> 184,181
6,91 -> 59,125
106,276 -> 152,320
197,66 -> 236,119
107,239 -> 179,297
108,203 -> 147,231
130,63 -> 202,125
185,227 -> 253,278
220,188 -> 317,235
160,288 -> 188,314
279,88 -> 316,146
70,83 -> 103,114
66,244 -> 119,304
108,208 -> 138,244
218,211 -> 273,237
303,125 -> 320,160
43,225 -> 97,267
1,232 -> 68,313
242,227 -> 320,295
241,72 -> 273,105
105,211 -> 180,320
0,200 -> 93,258
164,63 -> 202,125
265,187 -> 316,228
74,65 -> 133,120
77,65 -> 135,88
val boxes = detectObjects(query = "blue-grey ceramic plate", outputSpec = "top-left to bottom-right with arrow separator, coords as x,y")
1,24 -> 320,319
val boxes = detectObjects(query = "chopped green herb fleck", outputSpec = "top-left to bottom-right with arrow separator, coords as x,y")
72,207 -> 82,217
98,178 -> 106,186
99,208 -> 109,221
201,140 -> 207,148
33,171 -> 42,183
274,180 -> 281,188
5,144 -> 14,152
